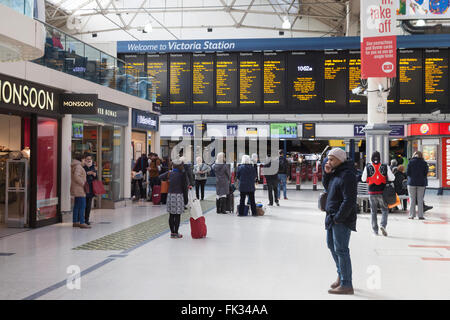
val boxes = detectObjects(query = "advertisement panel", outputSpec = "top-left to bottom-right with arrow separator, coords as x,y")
396,0 -> 450,20
442,137 -> 450,188
270,123 -> 298,138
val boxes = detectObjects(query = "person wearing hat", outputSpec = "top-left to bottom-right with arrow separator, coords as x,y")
361,151 -> 395,236
322,148 -> 357,295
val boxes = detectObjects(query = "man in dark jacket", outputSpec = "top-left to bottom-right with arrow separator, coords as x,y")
277,150 -> 289,200
406,151 -> 429,219
322,148 -> 357,295
262,155 -> 280,206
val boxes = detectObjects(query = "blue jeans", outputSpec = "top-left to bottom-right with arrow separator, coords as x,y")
369,194 -> 388,232
277,174 -> 287,199
73,197 -> 86,224
326,222 -> 353,288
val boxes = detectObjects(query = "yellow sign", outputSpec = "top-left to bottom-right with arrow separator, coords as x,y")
329,140 -> 345,147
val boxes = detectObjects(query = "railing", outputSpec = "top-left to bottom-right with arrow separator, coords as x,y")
0,0 -> 34,18
31,20 -> 156,102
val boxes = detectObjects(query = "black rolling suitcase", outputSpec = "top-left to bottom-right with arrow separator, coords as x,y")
225,193 -> 234,213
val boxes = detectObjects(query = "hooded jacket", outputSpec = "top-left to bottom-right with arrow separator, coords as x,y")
71,159 -> 87,197
322,160 -> 357,231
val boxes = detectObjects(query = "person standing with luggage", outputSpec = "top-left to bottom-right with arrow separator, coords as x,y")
277,150 -> 289,200
406,151 -> 429,220
361,151 -> 395,237
213,152 -> 230,214
236,155 -> 258,216
132,153 -> 148,202
71,153 -> 91,229
160,159 -> 188,239
83,154 -> 97,225
322,148 -> 357,295
193,157 -> 211,201
262,155 -> 280,206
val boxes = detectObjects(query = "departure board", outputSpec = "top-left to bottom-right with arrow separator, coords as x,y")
239,53 -> 262,106
324,51 -> 347,107
216,53 -> 238,107
146,54 -> 168,106
169,53 -> 191,106
192,53 -> 214,107
264,52 -> 286,106
425,49 -> 448,107
348,51 -> 363,105
288,52 -> 322,108
398,49 -> 423,106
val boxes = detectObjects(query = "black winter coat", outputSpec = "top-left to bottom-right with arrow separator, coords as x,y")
83,164 -> 98,197
322,160 -> 357,231
406,157 -> 429,187
237,164 -> 257,193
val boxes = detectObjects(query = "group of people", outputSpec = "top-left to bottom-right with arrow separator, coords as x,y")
70,153 -> 98,228
321,148 -> 431,295
131,152 -> 166,202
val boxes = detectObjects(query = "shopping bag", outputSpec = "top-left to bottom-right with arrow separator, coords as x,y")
92,180 -> 106,195
161,180 -> 169,194
188,189 -> 203,220
388,194 -> 401,209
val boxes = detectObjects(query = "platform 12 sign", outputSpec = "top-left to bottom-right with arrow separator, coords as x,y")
360,0 -> 397,78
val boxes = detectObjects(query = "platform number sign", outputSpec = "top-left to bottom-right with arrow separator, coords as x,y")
183,124 -> 194,136
227,125 -> 238,137
354,125 -> 366,136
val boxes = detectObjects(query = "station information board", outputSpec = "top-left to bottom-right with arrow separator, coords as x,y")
324,51 -> 347,107
398,49 -> 423,106
216,53 -> 238,107
239,53 -> 262,106
192,53 -> 214,107
348,51 -> 363,105
169,53 -> 191,106
288,52 -> 322,108
146,53 -> 168,106
263,52 -> 286,106
425,49 -> 449,107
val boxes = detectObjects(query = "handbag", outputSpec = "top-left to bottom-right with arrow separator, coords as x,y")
318,192 -> 328,212
382,183 -> 397,205
188,189 -> 203,220
92,180 -> 106,195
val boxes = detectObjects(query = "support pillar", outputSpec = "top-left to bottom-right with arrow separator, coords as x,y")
124,108 -> 132,199
61,114 -> 72,213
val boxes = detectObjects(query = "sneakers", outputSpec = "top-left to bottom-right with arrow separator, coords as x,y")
328,286 -> 354,295
380,226 -> 388,237
330,276 -> 341,289
424,205 -> 433,212
170,233 -> 183,239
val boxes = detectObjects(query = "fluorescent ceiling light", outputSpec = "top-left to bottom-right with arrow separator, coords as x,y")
416,19 -> 426,26
144,22 -> 153,33
282,17 -> 291,29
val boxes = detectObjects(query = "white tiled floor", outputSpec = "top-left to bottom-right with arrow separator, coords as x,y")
0,188 -> 449,300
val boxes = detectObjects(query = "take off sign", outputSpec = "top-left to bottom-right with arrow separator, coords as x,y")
360,0 -> 397,79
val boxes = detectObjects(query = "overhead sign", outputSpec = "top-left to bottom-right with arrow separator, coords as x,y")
246,127 -> 258,136
354,124 -> 405,136
397,0 -> 450,20
74,100 -> 129,126
226,125 -> 238,137
360,0 -> 397,78
270,123 -> 298,138
132,109 -> 159,131
303,123 -> 316,139
182,124 -> 194,136
60,94 -> 97,114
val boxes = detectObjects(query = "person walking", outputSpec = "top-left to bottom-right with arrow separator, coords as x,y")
322,148 -> 357,295
193,156 -> 211,201
361,151 -> 395,236
393,165 -> 408,211
236,155 -> 258,216
132,153 -> 148,201
160,159 -> 188,239
406,151 -> 429,220
212,152 -> 230,214
71,153 -> 90,229
262,155 -> 279,206
277,150 -> 289,200
83,154 -> 97,225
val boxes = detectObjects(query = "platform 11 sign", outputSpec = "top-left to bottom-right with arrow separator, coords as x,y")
360,0 -> 397,79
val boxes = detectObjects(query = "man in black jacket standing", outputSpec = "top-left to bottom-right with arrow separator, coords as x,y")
262,155 -> 280,206
322,148 -> 357,295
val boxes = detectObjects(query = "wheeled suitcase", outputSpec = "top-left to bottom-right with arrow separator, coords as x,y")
190,216 -> 207,239
225,193 -> 234,213
237,204 -> 249,216
152,185 -> 162,205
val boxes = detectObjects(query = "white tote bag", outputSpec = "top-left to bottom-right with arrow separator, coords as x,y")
188,189 -> 203,220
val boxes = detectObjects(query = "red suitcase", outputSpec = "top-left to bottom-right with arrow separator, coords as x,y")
152,185 -> 162,205
190,216 -> 207,239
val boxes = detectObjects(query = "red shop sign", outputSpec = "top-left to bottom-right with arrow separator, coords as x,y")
439,123 -> 450,135
408,123 -> 440,136
442,138 -> 450,188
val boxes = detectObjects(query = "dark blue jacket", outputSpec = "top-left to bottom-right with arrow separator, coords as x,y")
237,164 -> 257,193
322,160 -> 357,231
83,164 -> 98,197
406,157 -> 429,187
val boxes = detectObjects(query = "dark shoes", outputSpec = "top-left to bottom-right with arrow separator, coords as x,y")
328,286 -> 354,295
424,205 -> 433,212
380,226 -> 388,237
276,202 -> 280,206
419,217 -> 425,220
330,276 -> 340,289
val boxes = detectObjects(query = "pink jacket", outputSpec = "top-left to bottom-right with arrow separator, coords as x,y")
71,160 -> 87,197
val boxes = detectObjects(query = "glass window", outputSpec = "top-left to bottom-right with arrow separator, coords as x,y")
65,36 -> 86,78
116,59 -> 127,93
0,0 -> 33,17
85,44 -> 100,83
36,117 -> 58,221
101,125 -> 124,201
100,53 -> 116,89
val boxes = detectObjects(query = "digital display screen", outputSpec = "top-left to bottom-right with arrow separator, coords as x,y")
147,53 -> 168,106
398,49 -> 423,106
425,49 -> 448,107
239,53 -> 262,106
270,123 -> 298,138
216,53 -> 238,107
72,123 -> 83,139
169,53 -> 191,106
348,51 -> 363,105
264,52 -> 286,106
288,52 -> 322,108
324,51 -> 347,107
192,53 -> 214,107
